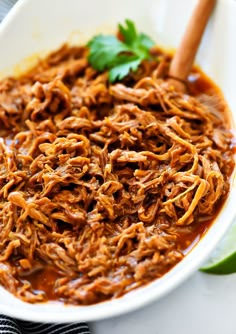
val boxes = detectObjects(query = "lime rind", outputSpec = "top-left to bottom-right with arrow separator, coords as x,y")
200,223 -> 236,274
200,251 -> 236,274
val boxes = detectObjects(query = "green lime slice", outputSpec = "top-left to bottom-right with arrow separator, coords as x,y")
200,223 -> 236,275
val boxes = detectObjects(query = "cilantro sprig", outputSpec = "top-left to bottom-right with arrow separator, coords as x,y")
87,19 -> 155,82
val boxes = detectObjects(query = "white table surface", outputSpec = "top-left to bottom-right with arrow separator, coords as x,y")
90,271 -> 236,334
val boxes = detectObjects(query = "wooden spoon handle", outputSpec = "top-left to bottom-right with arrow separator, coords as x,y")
168,0 -> 216,88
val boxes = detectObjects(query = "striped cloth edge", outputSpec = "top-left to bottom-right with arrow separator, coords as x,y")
0,315 -> 90,334
0,2 -> 90,332
0,0 -> 17,21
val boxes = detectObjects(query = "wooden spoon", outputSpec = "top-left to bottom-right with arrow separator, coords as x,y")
168,0 -> 216,91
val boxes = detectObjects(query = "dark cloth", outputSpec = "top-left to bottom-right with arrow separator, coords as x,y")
0,315 -> 90,334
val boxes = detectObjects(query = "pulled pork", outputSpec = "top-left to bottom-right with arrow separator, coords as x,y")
0,44 -> 234,305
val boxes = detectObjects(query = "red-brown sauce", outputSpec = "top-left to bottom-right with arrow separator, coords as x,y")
26,267 -> 61,301
20,67 -> 229,302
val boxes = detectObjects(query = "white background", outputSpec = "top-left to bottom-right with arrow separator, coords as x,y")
91,271 -> 236,334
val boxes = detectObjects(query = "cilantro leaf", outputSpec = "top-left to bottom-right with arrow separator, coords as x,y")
118,20 -> 154,59
87,19 -> 155,82
118,19 -> 138,46
109,57 -> 141,82
138,33 -> 156,50
87,35 -> 130,71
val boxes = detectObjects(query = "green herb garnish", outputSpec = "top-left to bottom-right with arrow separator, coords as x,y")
87,19 -> 155,82
200,223 -> 236,275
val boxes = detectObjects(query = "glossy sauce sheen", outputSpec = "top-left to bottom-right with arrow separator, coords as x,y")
22,67 -> 229,302
26,268 -> 61,301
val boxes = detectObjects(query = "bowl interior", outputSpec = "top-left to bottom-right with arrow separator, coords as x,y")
0,0 -> 236,323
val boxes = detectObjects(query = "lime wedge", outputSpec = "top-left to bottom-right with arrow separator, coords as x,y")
200,223 -> 236,274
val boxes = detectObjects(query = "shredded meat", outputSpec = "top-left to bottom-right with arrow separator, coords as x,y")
0,44 -> 234,305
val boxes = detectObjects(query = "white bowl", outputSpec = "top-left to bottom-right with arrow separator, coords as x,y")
0,0 -> 236,323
